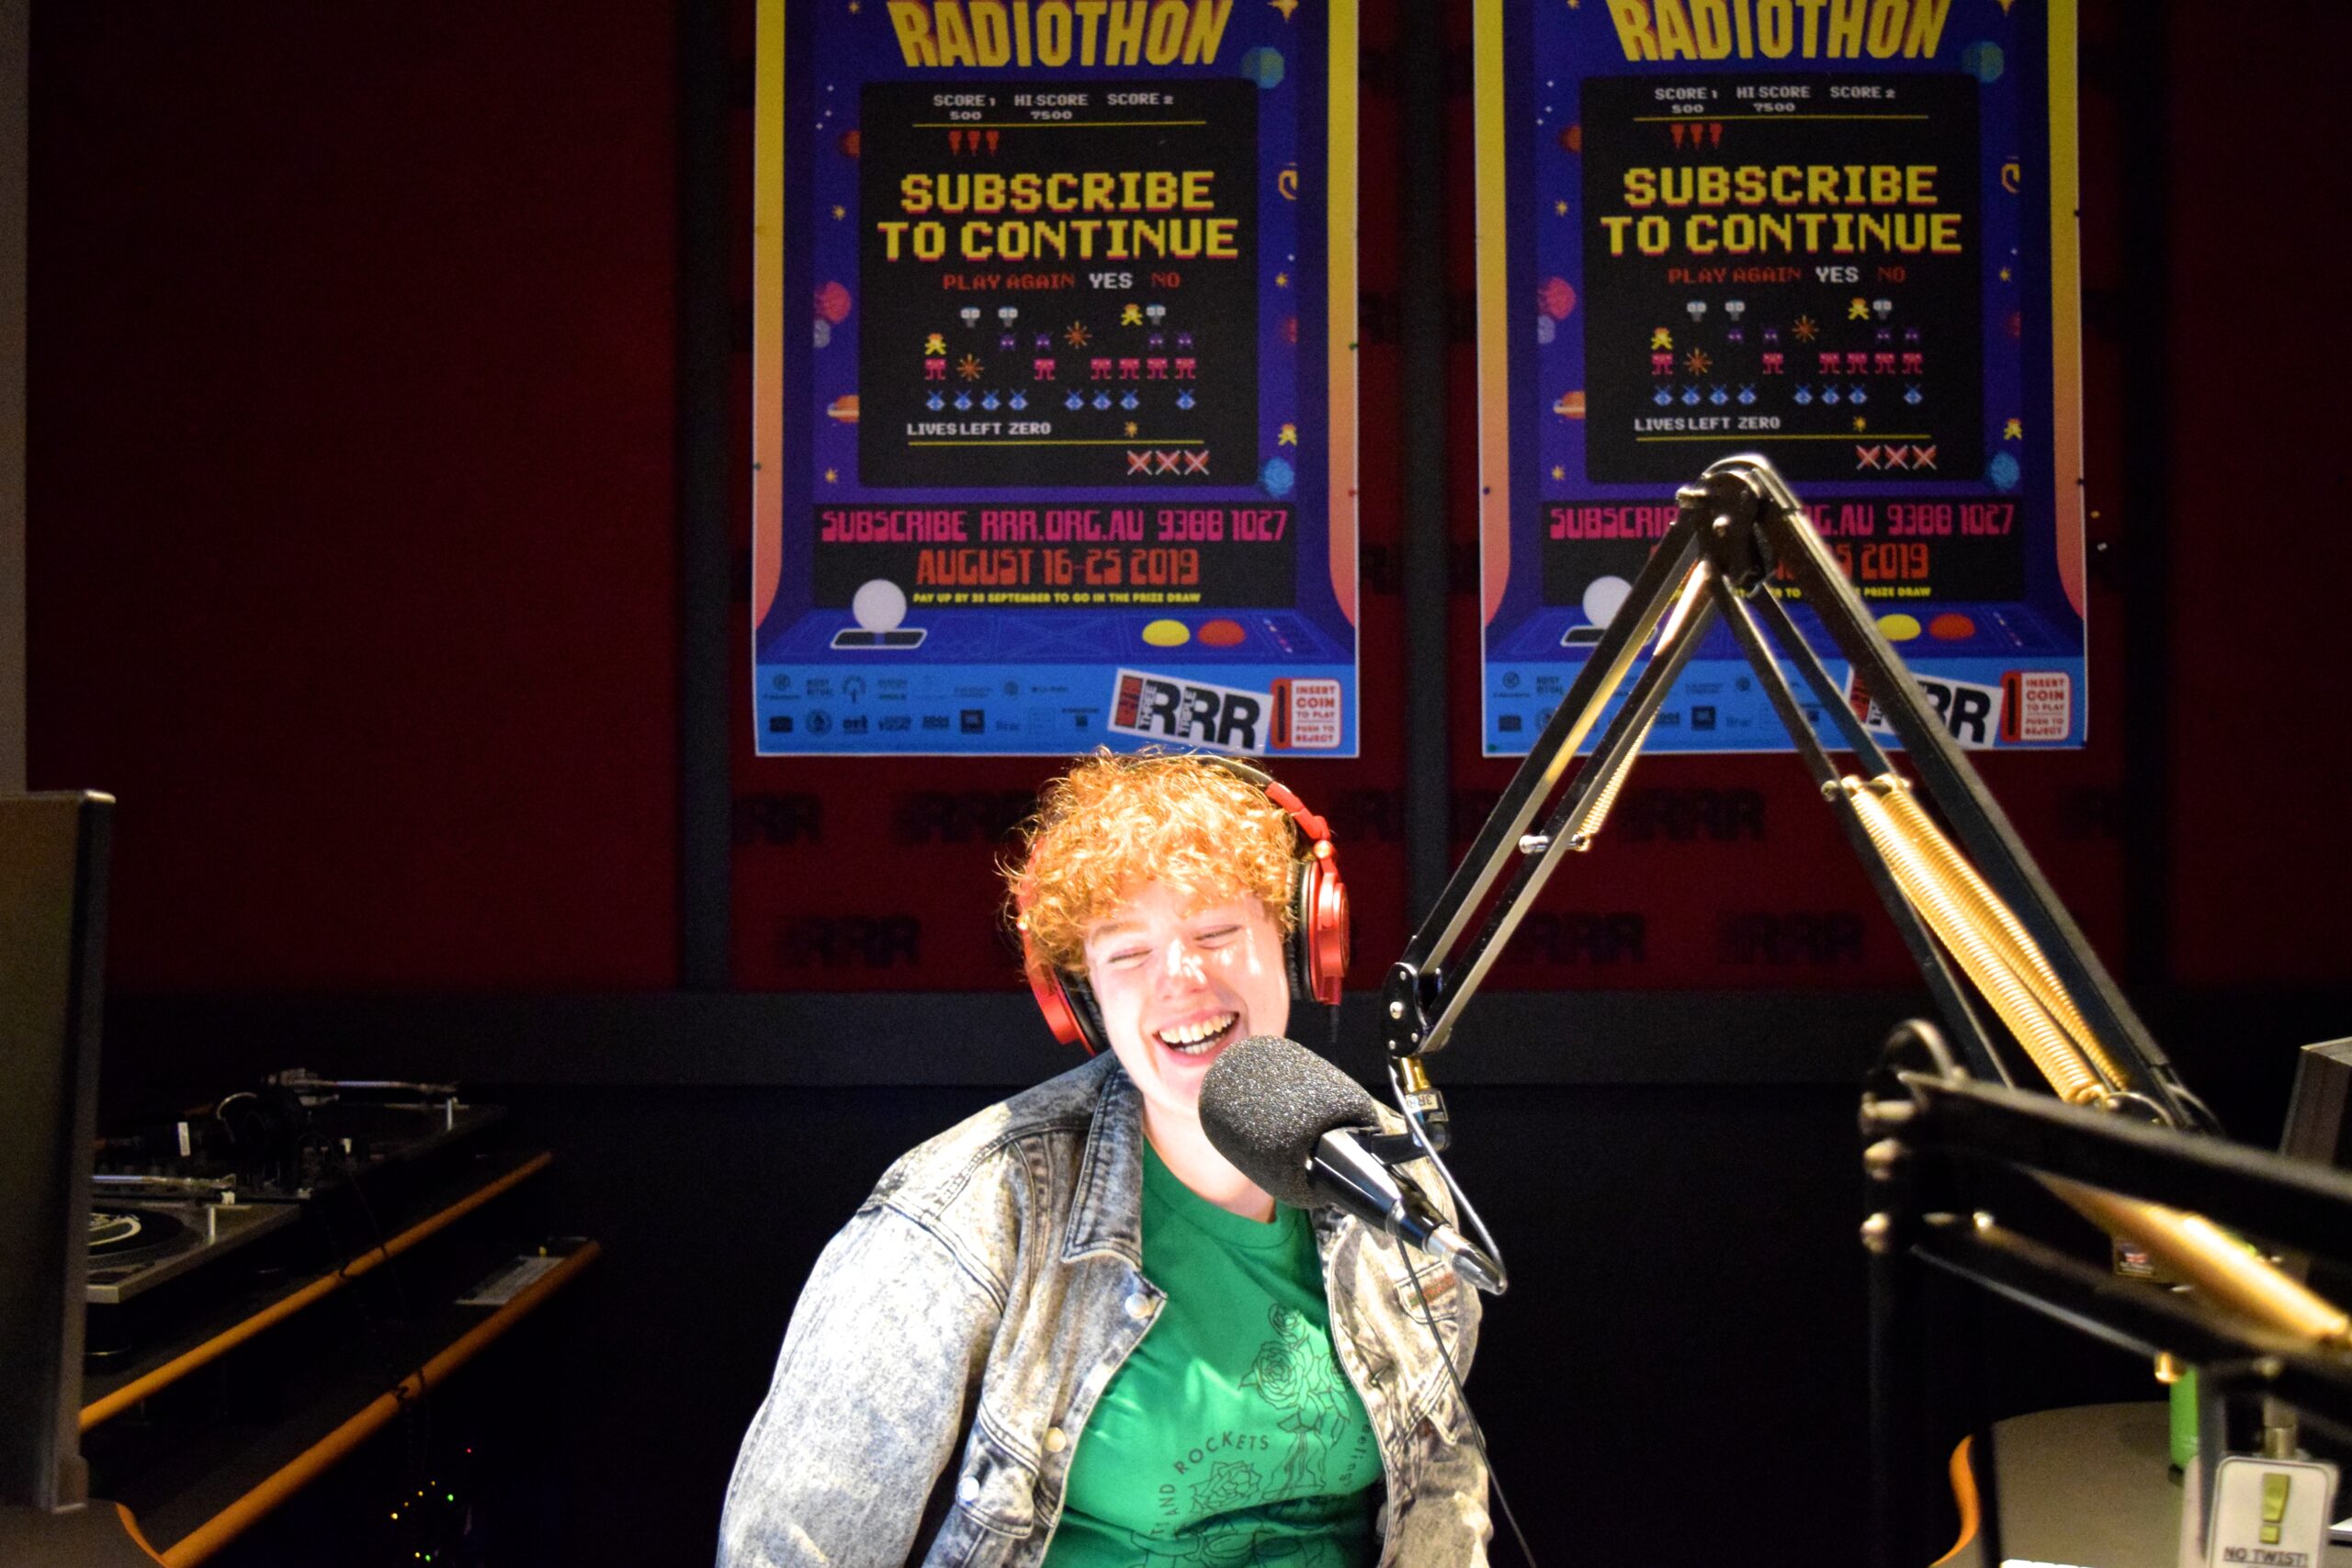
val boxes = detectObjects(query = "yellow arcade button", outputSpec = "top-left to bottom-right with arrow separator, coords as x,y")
1876,613 -> 1923,642
1141,619 -> 1191,648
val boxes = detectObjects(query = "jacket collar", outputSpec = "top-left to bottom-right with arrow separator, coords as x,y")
1062,1057 -> 1147,1267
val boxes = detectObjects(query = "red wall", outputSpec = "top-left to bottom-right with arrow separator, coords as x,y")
2161,3 -> 2352,987
28,3 -> 2352,998
29,5 -> 679,988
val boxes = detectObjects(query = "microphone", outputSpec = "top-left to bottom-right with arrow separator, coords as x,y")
1199,1036 -> 1505,1295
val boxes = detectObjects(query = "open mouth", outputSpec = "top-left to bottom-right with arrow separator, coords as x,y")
1155,1012 -> 1238,1056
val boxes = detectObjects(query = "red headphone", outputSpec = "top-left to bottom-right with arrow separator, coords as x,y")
1017,756 -> 1350,1055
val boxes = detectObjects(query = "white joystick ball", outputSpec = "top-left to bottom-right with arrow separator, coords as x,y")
852,579 -> 908,633
1581,575 -> 1632,629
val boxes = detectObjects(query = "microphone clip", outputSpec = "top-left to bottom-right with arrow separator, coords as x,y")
1351,1130 -> 1430,1168
1387,1055 -> 1453,1154
1314,1125 -> 1506,1296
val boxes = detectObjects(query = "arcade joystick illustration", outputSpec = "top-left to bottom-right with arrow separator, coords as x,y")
830,578 -> 926,649
1560,573 -> 1631,647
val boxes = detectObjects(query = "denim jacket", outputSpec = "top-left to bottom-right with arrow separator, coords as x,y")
718,1053 -> 1487,1568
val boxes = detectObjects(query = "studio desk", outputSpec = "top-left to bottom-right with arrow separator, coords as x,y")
78,1145 -> 597,1567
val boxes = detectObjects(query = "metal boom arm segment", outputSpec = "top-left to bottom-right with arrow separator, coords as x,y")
1379,454 -> 2203,1134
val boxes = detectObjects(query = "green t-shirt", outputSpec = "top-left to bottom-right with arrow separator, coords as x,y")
1044,1138 -> 1383,1568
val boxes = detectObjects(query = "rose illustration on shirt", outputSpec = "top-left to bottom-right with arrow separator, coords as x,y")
1240,1337 -> 1301,1406
1239,1305 -> 1351,1496
1187,1459 -> 1264,1514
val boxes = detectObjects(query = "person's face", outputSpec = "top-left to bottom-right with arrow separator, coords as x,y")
1081,879 -> 1291,1125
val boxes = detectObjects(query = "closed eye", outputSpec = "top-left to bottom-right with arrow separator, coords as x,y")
1102,947 -> 1149,969
1193,925 -> 1242,946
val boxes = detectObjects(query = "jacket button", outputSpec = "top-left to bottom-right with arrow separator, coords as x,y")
1124,1292 -> 1153,1319
1045,1427 -> 1068,1451
956,1475 -> 981,1504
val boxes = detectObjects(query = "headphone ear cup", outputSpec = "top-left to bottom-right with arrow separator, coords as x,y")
1026,961 -> 1087,1051
1062,974 -> 1109,1057
1027,963 -> 1108,1055
1297,852 -> 1349,1007
1022,918 -> 1104,1055
1284,859 -> 1314,1004
1283,852 -> 1350,1008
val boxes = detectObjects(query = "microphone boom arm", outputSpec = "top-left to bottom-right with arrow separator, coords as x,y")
1374,456 -> 2352,1547
1380,454 -> 2209,1134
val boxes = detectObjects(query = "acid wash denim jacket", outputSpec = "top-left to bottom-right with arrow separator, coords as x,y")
717,1052 -> 1488,1568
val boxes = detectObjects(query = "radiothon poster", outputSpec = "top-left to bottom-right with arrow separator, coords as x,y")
1475,0 -> 2085,754
754,0 -> 1360,757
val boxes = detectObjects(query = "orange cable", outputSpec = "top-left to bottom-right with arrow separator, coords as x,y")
113,1503 -> 168,1564
1930,1434 -> 1980,1567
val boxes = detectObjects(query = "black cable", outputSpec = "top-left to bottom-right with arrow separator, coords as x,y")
344,1145 -> 437,1483
1405,1263 -> 1538,1568
316,1140 -> 435,1515
1384,1064 -> 1531,1562
1389,1065 -> 1510,1297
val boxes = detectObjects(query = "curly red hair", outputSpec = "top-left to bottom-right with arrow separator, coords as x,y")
1006,750 -> 1297,975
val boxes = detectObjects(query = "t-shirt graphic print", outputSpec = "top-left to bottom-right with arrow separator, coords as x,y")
1042,1141 -> 1383,1567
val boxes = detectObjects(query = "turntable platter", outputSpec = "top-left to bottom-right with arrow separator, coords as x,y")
89,1206 -> 189,1260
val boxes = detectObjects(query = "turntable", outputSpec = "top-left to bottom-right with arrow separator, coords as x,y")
84,1073 -> 511,1361
84,1185 -> 300,1305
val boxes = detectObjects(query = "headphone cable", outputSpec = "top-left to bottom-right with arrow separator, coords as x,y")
1389,1062 -> 1510,1295
1388,1061 -> 1532,1564
1404,1262 -> 1539,1567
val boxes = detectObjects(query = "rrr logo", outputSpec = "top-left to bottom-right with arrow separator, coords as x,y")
1106,671 -> 1342,751
891,790 -> 1035,846
1848,669 -> 2003,750
1619,787 -> 1766,843
1321,789 -> 1404,844
773,917 -> 922,969
1505,912 -> 1647,966
1717,911 -> 1865,965
733,793 -> 823,846
1109,669 -> 1267,753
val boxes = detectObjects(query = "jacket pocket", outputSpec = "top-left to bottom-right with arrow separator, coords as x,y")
1389,1267 -> 1471,1443
1391,1258 -> 1463,1323
949,1420 -> 1039,1540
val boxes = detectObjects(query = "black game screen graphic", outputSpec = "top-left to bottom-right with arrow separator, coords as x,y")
858,80 -> 1258,489
1578,73 -> 1983,488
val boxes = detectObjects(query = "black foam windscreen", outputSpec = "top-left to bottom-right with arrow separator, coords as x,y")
1198,1035 -> 1380,1209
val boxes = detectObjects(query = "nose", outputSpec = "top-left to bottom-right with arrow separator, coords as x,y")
1155,933 -> 1208,988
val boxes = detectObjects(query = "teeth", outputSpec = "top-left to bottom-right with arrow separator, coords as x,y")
1158,1013 -> 1236,1053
